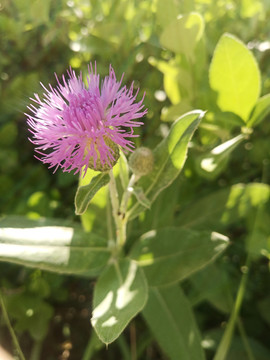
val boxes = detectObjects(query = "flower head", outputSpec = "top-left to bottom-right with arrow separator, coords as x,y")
26,63 -> 147,176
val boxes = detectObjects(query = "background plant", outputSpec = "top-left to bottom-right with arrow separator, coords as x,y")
0,0 -> 270,359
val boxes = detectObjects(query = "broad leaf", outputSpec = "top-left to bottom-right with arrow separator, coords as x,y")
247,94 -> 270,128
75,172 -> 110,215
143,286 -> 206,360
195,134 -> 246,179
209,33 -> 261,122
130,227 -> 229,286
127,110 -> 204,220
91,258 -> 148,344
189,262 -> 233,313
0,216 -> 110,276
160,12 -> 204,59
149,57 -> 181,104
156,0 -> 179,28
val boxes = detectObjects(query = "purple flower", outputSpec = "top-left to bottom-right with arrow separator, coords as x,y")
26,63 -> 147,176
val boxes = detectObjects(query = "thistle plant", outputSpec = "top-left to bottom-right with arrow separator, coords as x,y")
1,60 -> 232,357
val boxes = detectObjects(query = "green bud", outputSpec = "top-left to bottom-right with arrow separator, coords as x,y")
128,147 -> 154,176
88,137 -> 120,172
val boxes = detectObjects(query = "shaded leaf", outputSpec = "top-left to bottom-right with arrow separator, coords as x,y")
143,285 -> 206,360
177,183 -> 270,231
247,94 -> 270,128
130,227 -> 229,287
132,187 -> 151,209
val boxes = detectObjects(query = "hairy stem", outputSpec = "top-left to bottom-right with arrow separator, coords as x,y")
109,170 -> 126,248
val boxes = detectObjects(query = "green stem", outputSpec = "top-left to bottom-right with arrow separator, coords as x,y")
106,190 -> 114,242
237,318 -> 255,360
213,262 -> 250,360
0,290 -> 26,360
30,339 -> 43,360
214,193 -> 264,360
108,170 -> 126,248
120,174 -> 139,215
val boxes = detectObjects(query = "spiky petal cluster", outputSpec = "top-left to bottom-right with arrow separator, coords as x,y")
26,63 -> 147,176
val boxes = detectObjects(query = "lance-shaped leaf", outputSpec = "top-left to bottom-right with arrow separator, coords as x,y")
195,134 -> 246,179
132,187 -> 151,209
209,33 -> 261,122
130,227 -> 229,287
143,286 -> 206,360
127,110 -> 204,220
75,172 -> 110,215
91,258 -> 148,344
0,216 -> 110,276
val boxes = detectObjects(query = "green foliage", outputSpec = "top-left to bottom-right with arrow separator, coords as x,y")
128,110 -> 204,220
1,0 -> 270,359
91,259 -> 148,344
209,33 -> 261,122
130,227 -> 228,286
75,173 -> 110,215
0,216 -> 111,276
143,286 -> 206,360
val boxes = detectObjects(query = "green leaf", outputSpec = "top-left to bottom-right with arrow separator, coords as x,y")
148,57 -> 181,104
195,134 -> 246,179
130,227 -> 229,287
247,94 -> 270,127
0,216 -> 110,276
156,0 -> 179,28
75,173 -> 110,215
132,187 -> 151,209
91,258 -> 148,344
5,293 -> 53,341
143,285 -> 206,360
160,12 -> 204,59
127,110 -> 204,220
209,33 -> 261,122
189,263 -> 233,313
177,183 -> 270,231
118,152 -> 129,190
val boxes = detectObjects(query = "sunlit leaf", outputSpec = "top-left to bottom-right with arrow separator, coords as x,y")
0,216 -> 110,276
75,173 -> 110,215
91,258 -> 148,344
156,0 -> 179,28
127,110 -> 204,220
209,33 -> 261,121
195,134 -> 246,179
160,12 -> 204,59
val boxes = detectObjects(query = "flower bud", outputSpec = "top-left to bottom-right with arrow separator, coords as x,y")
128,147 -> 154,176
88,137 -> 120,172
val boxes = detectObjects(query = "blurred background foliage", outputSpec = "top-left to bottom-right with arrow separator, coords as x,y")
0,0 -> 270,359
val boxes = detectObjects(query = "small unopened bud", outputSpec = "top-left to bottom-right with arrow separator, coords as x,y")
129,147 -> 154,176
88,137 -> 120,172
